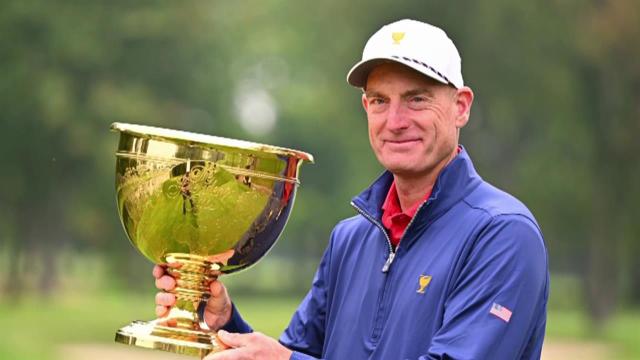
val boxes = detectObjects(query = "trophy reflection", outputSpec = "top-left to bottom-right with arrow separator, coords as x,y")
111,123 -> 313,358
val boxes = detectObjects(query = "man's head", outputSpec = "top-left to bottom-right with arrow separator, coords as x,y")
347,19 -> 473,180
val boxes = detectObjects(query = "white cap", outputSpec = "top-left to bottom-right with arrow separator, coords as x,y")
347,19 -> 464,89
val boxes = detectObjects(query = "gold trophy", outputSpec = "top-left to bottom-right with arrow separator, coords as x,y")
110,123 -> 313,358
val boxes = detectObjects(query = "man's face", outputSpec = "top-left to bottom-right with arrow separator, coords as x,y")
362,62 -> 472,179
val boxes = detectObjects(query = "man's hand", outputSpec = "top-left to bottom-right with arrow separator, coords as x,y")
204,330 -> 293,360
153,264 -> 232,330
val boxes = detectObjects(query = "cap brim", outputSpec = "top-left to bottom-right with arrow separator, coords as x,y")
346,56 -> 451,89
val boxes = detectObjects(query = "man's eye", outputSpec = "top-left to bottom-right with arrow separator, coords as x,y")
370,98 -> 385,105
408,96 -> 429,110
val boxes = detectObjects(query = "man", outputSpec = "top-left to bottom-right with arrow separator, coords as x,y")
154,19 -> 549,359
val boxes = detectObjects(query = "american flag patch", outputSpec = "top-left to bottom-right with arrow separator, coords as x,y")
489,302 -> 512,323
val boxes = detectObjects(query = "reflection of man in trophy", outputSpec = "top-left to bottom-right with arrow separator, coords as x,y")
155,19 -> 549,359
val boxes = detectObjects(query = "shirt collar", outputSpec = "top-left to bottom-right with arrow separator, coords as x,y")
352,145 -> 482,224
381,146 -> 461,218
381,181 -> 431,219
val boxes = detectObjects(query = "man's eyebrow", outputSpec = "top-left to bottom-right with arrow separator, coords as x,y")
364,90 -> 385,98
364,88 -> 436,98
401,88 -> 435,98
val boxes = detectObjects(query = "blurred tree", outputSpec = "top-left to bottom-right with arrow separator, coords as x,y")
0,0 -> 638,333
574,0 -> 640,325
0,1 -> 237,292
457,0 -> 640,327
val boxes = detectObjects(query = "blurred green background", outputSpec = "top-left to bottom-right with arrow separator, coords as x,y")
1,1 -> 639,359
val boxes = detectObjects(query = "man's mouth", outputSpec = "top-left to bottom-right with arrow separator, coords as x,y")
385,139 -> 421,145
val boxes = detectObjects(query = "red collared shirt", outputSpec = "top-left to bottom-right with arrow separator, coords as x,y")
381,181 -> 432,247
381,147 -> 461,247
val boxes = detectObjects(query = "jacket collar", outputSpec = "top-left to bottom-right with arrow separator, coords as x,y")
351,146 -> 482,226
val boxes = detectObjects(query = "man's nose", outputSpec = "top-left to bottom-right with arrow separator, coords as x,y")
386,101 -> 410,131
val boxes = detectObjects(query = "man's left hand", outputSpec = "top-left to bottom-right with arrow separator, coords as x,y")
205,330 -> 293,360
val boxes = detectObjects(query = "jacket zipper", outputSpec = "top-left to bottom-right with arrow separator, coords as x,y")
351,200 -> 429,273
351,199 -> 430,343
351,201 -> 395,273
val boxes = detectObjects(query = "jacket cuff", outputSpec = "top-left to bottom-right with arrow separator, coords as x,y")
290,351 -> 320,360
220,302 -> 253,333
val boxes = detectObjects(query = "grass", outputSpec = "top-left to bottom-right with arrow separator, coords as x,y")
598,311 -> 640,359
0,291 -> 302,360
1,291 -> 639,359
546,310 -> 640,359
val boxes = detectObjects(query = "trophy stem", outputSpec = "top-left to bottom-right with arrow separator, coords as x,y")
115,253 -> 227,358
165,253 -> 217,305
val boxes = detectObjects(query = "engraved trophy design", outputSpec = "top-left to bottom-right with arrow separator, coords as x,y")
111,123 -> 313,357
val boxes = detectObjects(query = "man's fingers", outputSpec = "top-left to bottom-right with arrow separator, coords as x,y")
203,347 -> 244,360
152,265 -> 176,320
205,280 -> 232,328
216,330 -> 251,348
155,292 -> 176,306
155,305 -> 170,318
204,331 -> 291,360
155,275 -> 176,291
152,265 -> 166,279
210,280 -> 225,297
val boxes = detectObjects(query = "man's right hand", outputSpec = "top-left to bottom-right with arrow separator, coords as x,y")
153,264 -> 233,330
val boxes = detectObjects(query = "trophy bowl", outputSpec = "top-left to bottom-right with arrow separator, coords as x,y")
110,123 -> 313,358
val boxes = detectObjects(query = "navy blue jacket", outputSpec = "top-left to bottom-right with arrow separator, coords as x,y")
226,148 -> 549,360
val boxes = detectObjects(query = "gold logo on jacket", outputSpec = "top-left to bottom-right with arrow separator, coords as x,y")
392,32 -> 405,45
417,275 -> 432,294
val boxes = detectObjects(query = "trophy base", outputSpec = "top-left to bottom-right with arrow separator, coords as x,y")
115,320 -> 226,358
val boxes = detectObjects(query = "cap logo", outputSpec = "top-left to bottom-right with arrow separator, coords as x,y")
391,32 -> 405,45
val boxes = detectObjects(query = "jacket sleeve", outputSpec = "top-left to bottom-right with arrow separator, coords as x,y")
423,214 -> 549,360
220,302 -> 253,333
278,234 -> 335,359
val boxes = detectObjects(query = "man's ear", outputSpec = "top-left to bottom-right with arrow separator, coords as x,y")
454,87 -> 474,129
361,93 -> 369,112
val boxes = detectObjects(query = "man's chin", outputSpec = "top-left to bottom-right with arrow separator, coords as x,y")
382,162 -> 437,180
384,165 -> 424,177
